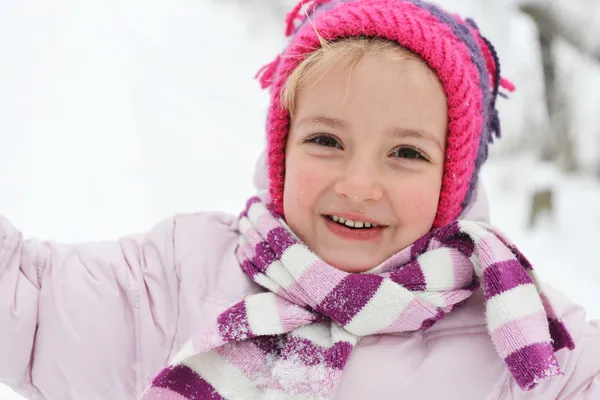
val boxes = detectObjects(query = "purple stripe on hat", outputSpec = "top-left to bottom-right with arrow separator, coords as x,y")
217,301 -> 253,341
291,0 -> 344,36
152,365 -> 224,400
295,0 -> 494,211
483,260 -> 532,299
317,274 -> 383,326
266,227 -> 296,257
548,318 -> 576,352
408,0 -> 493,210
390,260 -> 426,290
504,342 -> 561,390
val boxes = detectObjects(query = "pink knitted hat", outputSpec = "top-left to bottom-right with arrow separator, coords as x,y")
256,0 -> 515,227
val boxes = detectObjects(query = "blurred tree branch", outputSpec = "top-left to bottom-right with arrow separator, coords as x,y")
520,1 -> 600,64
519,2 -> 580,172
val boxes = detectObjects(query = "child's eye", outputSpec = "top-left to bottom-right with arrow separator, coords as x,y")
391,146 -> 428,161
306,134 -> 342,149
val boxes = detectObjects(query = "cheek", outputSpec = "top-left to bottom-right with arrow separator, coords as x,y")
283,154 -> 330,218
391,175 -> 442,223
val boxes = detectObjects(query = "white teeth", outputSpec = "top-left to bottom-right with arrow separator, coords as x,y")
328,215 -> 378,229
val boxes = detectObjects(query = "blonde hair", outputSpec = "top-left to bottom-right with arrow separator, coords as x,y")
281,37 -> 434,115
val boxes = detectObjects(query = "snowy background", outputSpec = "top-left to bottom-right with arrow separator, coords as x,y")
1,0 -> 599,398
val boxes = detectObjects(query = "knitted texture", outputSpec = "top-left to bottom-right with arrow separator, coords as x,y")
140,197 -> 574,399
256,0 -> 515,227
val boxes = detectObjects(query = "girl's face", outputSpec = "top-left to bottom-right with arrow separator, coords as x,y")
283,52 -> 448,272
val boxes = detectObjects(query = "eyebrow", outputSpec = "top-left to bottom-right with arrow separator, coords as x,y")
388,127 -> 445,151
295,115 -> 347,129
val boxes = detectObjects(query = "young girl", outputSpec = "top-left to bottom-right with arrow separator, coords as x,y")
1,0 -> 598,399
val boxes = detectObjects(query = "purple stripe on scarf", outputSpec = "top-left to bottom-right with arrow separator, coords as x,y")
504,342 -> 560,390
152,365 -> 224,400
548,318 -> 576,352
251,335 -> 282,356
246,196 -> 261,208
445,232 -> 476,257
265,200 -> 284,219
420,309 -> 445,330
410,233 -> 432,258
325,341 -> 353,369
281,337 -> 326,367
240,259 -> 259,279
266,227 -> 297,257
218,301 -> 253,341
509,244 -> 534,270
239,196 -> 262,219
433,221 -> 461,238
280,337 -> 352,370
317,274 -> 383,326
483,260 -> 531,299
252,241 -> 277,273
435,222 -> 476,257
389,260 -> 426,290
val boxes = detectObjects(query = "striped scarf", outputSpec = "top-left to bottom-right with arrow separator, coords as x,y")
141,196 -> 574,399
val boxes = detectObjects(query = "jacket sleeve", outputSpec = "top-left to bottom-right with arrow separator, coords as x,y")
0,214 -> 179,399
557,317 -> 600,399
507,286 -> 600,400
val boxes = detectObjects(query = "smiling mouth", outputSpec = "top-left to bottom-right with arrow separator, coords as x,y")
324,215 -> 382,230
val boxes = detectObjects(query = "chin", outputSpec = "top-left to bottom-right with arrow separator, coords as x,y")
322,253 -> 378,273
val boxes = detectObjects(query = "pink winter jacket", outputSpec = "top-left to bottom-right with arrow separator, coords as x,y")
1,159 -> 599,400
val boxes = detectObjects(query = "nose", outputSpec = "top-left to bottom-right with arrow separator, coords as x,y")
333,156 -> 384,203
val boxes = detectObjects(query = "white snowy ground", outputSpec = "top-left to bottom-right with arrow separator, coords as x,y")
0,0 -> 598,399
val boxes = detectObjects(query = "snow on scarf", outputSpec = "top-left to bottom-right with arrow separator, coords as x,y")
141,196 -> 574,400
